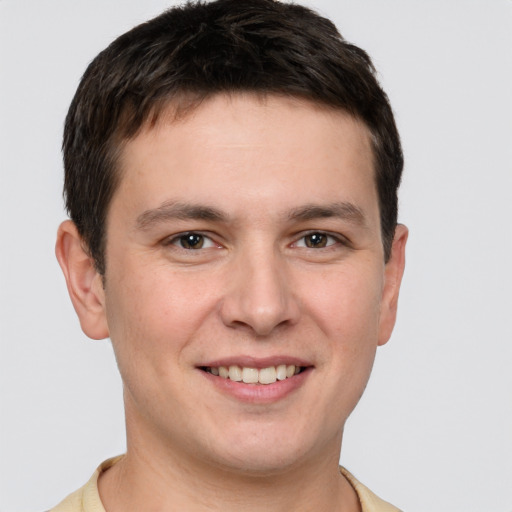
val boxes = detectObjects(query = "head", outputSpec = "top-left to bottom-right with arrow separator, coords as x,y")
57,0 -> 407,477
63,0 -> 403,276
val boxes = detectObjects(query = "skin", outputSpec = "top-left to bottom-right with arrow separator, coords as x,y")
56,94 -> 407,512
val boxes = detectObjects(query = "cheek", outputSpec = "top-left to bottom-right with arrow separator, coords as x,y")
303,261 -> 383,341
104,261 -> 218,368
301,261 -> 383,404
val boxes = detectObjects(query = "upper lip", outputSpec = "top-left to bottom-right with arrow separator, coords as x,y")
199,355 -> 313,369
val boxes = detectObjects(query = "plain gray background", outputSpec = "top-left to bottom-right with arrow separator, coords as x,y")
1,1 -> 511,511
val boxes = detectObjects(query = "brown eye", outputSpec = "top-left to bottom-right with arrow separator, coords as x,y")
179,233 -> 205,249
304,233 -> 328,248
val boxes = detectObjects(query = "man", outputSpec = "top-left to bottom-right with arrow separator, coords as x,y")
53,0 -> 407,510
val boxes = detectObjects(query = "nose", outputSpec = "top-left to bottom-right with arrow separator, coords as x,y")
220,248 -> 300,337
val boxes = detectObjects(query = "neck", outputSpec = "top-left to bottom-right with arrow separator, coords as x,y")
99,450 -> 360,512
98,401 -> 361,512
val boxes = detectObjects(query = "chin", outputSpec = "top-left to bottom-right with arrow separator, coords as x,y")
213,451 -> 306,477
201,428 -> 322,476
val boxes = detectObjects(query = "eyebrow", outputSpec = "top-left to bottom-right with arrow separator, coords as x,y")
135,200 -> 368,231
287,202 -> 368,227
136,201 -> 227,230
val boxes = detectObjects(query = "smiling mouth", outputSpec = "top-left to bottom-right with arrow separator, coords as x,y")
200,364 -> 306,385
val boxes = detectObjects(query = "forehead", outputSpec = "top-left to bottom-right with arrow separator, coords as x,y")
113,93 -> 378,225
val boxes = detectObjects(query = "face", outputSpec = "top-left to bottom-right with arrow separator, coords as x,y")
92,94 -> 405,473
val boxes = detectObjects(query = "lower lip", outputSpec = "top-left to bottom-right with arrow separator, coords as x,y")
199,368 -> 312,404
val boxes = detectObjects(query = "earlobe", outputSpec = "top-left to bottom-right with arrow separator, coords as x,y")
378,224 -> 408,346
55,220 -> 109,340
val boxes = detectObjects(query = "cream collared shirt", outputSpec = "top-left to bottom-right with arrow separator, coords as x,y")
50,457 -> 402,512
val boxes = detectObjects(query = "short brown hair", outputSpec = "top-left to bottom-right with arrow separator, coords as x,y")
63,0 -> 403,274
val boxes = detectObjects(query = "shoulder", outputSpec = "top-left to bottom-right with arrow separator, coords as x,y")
48,486 -> 85,512
340,467 -> 403,512
48,457 -> 122,512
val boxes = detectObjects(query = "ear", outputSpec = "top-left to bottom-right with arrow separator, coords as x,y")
378,224 -> 408,346
55,220 -> 109,340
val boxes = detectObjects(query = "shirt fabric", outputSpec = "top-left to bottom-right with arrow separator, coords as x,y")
50,456 -> 401,512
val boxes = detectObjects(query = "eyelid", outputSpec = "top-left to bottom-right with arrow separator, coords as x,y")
161,229 -> 350,250
163,231 -> 221,249
292,230 -> 350,248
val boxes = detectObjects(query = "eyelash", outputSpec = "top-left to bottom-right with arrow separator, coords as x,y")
164,232 -> 219,251
163,231 -> 349,251
292,231 -> 347,249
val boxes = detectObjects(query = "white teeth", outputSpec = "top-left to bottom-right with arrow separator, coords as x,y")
242,367 -> 259,384
229,365 -> 242,381
259,366 -> 277,384
276,364 -> 287,381
207,364 -> 302,384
